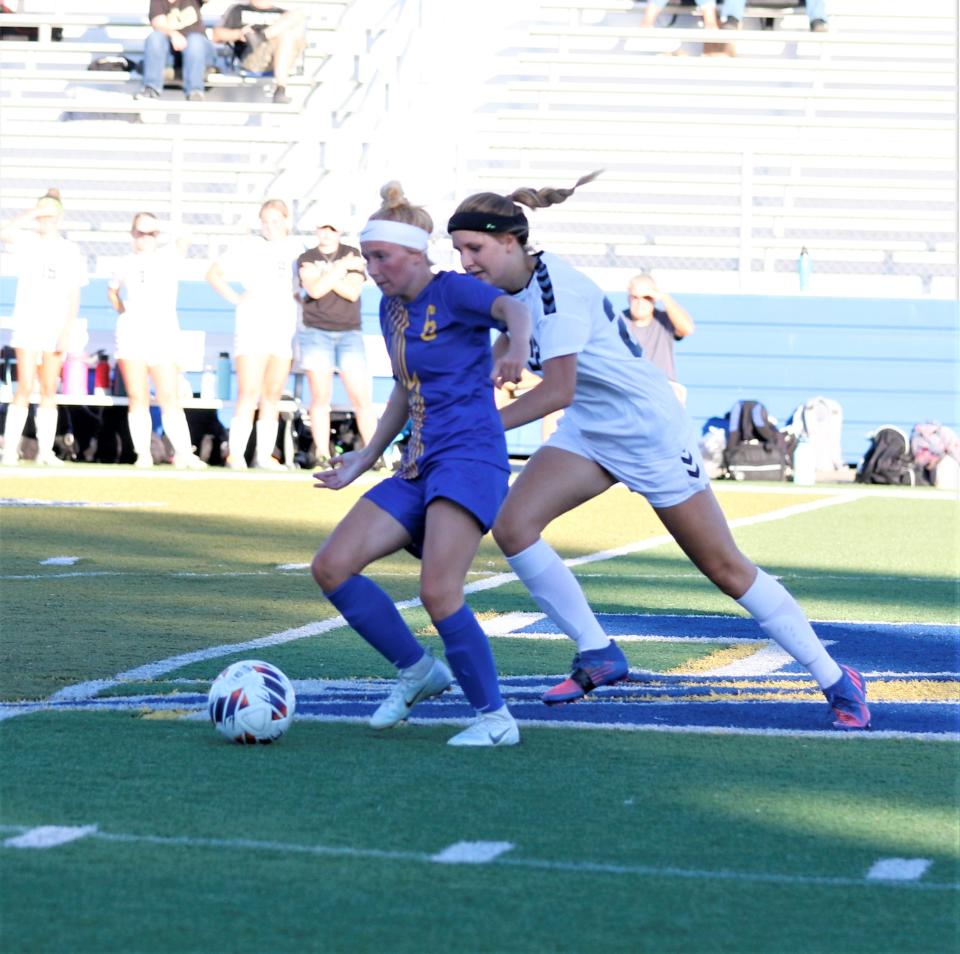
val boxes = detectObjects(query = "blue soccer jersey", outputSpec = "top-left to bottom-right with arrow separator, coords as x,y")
379,271 -> 508,479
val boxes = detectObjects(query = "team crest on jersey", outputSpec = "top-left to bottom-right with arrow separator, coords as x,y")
420,305 -> 438,341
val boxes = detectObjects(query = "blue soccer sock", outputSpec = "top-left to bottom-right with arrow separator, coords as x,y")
434,604 -> 503,714
324,575 -> 425,670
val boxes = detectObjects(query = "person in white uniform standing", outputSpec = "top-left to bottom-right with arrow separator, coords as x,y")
205,199 -> 303,469
0,189 -> 87,466
107,211 -> 205,469
447,173 -> 871,730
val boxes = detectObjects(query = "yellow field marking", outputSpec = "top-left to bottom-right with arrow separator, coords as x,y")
665,643 -> 764,674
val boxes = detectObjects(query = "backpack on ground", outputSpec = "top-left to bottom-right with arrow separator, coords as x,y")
786,396 -> 844,472
854,426 -> 916,486
722,400 -> 790,481
910,422 -> 960,469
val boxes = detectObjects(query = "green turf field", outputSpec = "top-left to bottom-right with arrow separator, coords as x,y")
1,467 -> 958,953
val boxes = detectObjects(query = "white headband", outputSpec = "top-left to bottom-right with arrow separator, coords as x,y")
359,219 -> 430,251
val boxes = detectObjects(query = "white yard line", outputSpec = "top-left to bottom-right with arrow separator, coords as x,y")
0,823 -> 953,891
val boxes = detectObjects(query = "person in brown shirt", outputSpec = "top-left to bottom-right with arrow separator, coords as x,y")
296,211 -> 376,464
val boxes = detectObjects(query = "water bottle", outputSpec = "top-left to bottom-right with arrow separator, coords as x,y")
216,352 -> 232,401
200,364 -> 216,400
792,437 -> 816,486
93,351 -> 111,395
798,247 -> 811,291
60,355 -> 87,396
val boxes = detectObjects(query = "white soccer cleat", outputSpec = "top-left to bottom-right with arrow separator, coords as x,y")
174,454 -> 208,470
447,705 -> 520,748
369,654 -> 453,730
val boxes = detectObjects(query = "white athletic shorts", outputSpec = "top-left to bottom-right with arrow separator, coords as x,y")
545,412 -> 710,510
114,310 -> 183,364
9,314 -> 65,352
234,296 -> 297,359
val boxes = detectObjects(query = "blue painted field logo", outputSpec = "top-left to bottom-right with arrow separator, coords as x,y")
3,613 -> 956,739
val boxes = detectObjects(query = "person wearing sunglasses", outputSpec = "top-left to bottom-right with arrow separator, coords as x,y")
1,188 -> 87,466
107,212 -> 206,468
625,272 -> 695,406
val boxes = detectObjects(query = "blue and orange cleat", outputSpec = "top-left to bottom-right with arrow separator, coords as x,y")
542,640 -> 629,705
823,664 -> 871,729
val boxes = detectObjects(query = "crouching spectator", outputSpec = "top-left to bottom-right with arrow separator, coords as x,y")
213,0 -> 306,104
642,0 -> 719,30
137,0 -> 214,102
722,0 -> 828,31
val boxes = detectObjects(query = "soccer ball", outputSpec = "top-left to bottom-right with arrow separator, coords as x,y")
207,659 -> 296,744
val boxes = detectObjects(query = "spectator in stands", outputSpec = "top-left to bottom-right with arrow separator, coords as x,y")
212,0 -> 306,105
205,198 -> 304,469
137,0 -> 214,101
0,189 -> 87,467
107,212 -> 206,469
296,210 -> 376,466
310,180 -> 531,746
722,0 -> 828,31
625,272 -> 695,406
641,0 -> 719,30
446,172 -> 871,730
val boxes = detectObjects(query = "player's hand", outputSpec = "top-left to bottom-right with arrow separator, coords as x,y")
491,342 -> 527,389
169,30 -> 187,52
312,450 -> 367,490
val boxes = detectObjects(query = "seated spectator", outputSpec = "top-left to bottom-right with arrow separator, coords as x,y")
722,0 -> 828,31
625,273 -> 695,406
642,0 -> 719,30
213,1 -> 306,105
136,0 -> 214,102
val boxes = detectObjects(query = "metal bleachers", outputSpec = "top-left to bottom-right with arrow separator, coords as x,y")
452,0 -> 957,298
0,0 -> 417,272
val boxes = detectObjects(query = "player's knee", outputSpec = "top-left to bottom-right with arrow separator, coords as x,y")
311,548 -> 347,592
703,553 -> 754,598
492,512 -> 532,557
419,582 -> 458,622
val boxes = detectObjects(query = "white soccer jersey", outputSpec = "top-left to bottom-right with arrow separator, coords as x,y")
109,246 -> 180,318
10,233 -> 88,330
109,246 -> 183,362
511,252 -> 690,461
217,235 -> 303,356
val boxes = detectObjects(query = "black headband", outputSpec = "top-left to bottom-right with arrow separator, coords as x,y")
446,210 -> 528,234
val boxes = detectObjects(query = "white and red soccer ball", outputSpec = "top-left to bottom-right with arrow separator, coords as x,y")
207,659 -> 296,744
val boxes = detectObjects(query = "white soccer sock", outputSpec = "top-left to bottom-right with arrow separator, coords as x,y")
737,568 -> 842,689
255,419 -> 278,467
2,404 -> 28,463
506,538 -> 610,652
127,409 -> 154,464
161,409 -> 194,462
35,406 -> 59,459
228,415 -> 253,466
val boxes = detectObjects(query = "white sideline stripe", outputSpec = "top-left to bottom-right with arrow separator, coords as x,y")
431,841 -> 515,864
467,494 -> 861,589
38,493 -> 863,709
4,825 -> 97,849
40,556 -> 80,566
0,824 -> 953,891
867,858 -> 933,881
0,498 -> 165,509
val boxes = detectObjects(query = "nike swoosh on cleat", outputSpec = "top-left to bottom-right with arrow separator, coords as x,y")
489,728 -> 510,744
